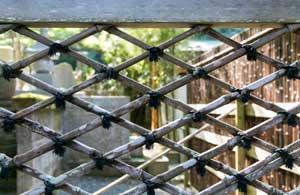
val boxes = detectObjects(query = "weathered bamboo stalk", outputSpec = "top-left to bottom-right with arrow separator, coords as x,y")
11,25 -> 107,70
205,148 -> 300,195
122,101 -> 300,195
205,28 -> 285,69
93,107 -> 235,195
1,23 -> 299,195
0,154 -> 91,195
192,28 -> 274,66
0,108 -> 189,195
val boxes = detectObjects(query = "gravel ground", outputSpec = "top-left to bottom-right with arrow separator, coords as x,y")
59,176 -> 169,195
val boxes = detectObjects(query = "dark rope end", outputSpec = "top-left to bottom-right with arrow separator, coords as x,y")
242,45 -> 257,61
235,174 -> 249,193
101,113 -> 114,129
143,133 -> 157,150
52,136 -> 66,157
148,47 -> 163,62
2,116 -> 15,133
192,111 -> 205,122
44,181 -> 56,195
54,92 -> 67,110
278,111 -> 298,127
195,158 -> 208,177
283,66 -> 300,80
148,91 -> 161,109
48,43 -> 69,56
94,156 -> 112,170
275,149 -> 294,169
238,133 -> 252,150
1,64 -> 21,81
99,67 -> 118,79
144,179 -> 160,195
192,68 -> 208,79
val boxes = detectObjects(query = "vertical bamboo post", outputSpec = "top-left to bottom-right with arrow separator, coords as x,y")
151,62 -> 159,130
235,101 -> 256,195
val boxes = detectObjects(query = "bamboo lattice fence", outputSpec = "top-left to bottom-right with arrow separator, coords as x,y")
189,28 -> 300,193
1,23 -> 300,195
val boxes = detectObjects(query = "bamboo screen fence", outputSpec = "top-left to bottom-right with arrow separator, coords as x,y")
1,23 -> 300,195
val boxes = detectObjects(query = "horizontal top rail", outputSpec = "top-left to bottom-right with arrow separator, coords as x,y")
1,0 -> 300,27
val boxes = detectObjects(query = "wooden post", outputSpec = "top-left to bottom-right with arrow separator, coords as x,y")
235,100 -> 255,195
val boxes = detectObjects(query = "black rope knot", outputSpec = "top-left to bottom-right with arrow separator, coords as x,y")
1,64 -> 21,81
237,133 -> 252,150
2,116 -> 16,132
232,88 -> 251,103
51,136 -> 66,157
235,174 -> 249,193
44,180 -> 56,195
192,111 -> 205,122
48,43 -> 69,56
148,47 -> 163,62
143,179 -> 160,195
242,45 -> 257,61
282,66 -> 300,80
54,92 -> 71,110
148,91 -> 162,109
195,158 -> 208,177
101,113 -> 114,129
99,67 -> 118,79
275,148 -> 294,169
191,67 -> 208,79
93,156 -> 113,170
143,133 -> 157,150
278,111 -> 297,127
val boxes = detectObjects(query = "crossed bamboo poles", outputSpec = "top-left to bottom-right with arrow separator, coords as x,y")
0,23 -> 299,194
0,24 -> 208,195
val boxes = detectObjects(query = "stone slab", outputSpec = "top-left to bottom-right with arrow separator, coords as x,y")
0,0 -> 299,27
